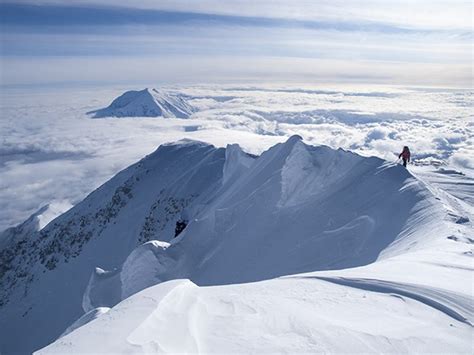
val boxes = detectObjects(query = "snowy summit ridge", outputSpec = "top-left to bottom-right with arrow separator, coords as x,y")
88,88 -> 195,118
0,136 -> 472,354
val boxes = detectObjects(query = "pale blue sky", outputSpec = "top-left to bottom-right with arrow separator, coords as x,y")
0,0 -> 472,87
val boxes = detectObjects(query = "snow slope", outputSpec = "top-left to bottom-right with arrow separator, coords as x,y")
1,136 -> 472,354
88,88 -> 195,118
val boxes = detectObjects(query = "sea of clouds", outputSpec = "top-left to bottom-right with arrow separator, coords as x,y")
0,84 -> 472,231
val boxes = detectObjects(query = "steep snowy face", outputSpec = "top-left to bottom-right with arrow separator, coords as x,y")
88,88 -> 195,118
84,136 -> 444,305
0,140 -> 225,355
222,143 -> 256,185
172,137 -> 441,286
279,140 -> 363,207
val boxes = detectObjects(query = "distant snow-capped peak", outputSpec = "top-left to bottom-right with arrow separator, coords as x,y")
88,88 -> 195,118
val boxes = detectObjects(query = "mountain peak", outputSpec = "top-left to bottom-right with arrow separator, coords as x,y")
88,88 -> 195,118
162,138 -> 213,148
286,134 -> 303,144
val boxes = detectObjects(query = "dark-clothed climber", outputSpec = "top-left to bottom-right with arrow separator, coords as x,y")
399,146 -> 411,167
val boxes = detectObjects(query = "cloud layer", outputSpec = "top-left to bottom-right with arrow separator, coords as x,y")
0,84 -> 472,231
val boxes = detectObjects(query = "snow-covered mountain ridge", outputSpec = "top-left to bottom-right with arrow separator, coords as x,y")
0,139 -> 225,354
0,136 -> 472,354
88,88 -> 195,118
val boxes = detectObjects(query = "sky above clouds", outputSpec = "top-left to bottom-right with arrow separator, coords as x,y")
1,0 -> 472,87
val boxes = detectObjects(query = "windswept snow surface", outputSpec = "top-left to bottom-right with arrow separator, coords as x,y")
1,135 -> 472,354
39,277 -> 473,354
59,307 -> 110,339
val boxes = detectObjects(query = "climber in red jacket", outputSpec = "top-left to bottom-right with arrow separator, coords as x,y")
399,146 -> 411,167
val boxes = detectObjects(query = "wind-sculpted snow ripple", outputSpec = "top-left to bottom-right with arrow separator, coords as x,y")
311,277 -> 474,327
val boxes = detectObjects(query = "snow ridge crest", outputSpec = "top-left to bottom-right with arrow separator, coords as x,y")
1,136 -> 450,355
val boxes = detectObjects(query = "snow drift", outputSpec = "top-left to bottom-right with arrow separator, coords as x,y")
39,276 -> 473,354
88,88 -> 195,118
1,136 -> 472,354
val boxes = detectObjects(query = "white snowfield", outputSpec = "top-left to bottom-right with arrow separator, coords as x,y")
88,88 -> 195,118
1,136 -> 472,354
39,276 -> 473,354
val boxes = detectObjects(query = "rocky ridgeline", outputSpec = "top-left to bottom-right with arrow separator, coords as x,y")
0,177 -> 198,310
